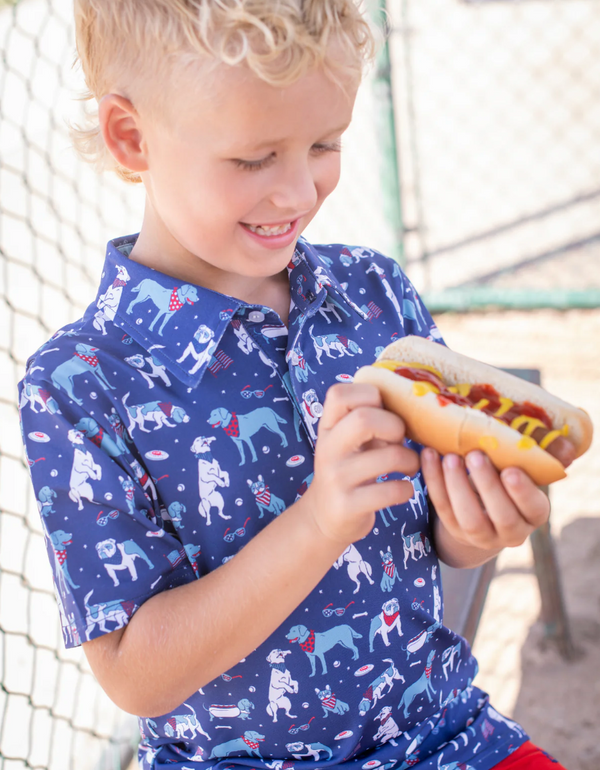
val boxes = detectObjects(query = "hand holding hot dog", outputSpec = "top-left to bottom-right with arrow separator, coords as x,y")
353,335 -> 592,566
422,447 -> 553,566
354,336 -> 592,486
302,382 -> 420,545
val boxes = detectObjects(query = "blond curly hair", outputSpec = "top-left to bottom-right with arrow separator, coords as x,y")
71,0 -> 377,183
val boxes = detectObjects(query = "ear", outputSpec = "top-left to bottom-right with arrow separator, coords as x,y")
98,94 -> 148,174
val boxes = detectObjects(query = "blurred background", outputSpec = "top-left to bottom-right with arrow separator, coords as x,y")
0,0 -> 598,768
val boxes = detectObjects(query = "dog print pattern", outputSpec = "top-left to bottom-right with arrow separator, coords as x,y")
19,235 -> 528,770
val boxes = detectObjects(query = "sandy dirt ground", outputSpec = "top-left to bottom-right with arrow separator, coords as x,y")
435,308 -> 600,770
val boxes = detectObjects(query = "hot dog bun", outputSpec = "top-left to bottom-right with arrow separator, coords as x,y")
353,336 -> 593,486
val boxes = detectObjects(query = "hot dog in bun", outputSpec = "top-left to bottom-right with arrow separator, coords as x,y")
353,336 -> 593,486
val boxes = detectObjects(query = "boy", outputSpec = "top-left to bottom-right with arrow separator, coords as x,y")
19,1 -> 567,768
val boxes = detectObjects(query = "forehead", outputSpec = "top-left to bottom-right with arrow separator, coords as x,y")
160,61 -> 359,148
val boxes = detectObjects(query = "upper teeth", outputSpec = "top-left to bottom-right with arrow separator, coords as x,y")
246,222 -> 292,236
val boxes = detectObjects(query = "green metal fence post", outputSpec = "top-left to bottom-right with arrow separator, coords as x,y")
370,0 -> 405,267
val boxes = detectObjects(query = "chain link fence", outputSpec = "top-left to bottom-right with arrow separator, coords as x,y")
388,0 -> 600,310
0,0 -> 143,767
0,0 -> 397,767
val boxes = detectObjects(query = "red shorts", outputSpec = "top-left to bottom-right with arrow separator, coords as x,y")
493,741 -> 566,769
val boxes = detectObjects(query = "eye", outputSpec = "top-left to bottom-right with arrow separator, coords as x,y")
234,153 -> 275,172
311,139 -> 343,155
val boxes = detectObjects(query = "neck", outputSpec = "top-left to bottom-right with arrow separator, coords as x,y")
130,198 -> 291,326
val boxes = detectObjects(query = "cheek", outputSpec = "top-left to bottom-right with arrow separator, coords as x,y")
317,155 -> 342,200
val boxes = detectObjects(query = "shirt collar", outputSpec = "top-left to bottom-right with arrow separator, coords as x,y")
95,234 -> 368,388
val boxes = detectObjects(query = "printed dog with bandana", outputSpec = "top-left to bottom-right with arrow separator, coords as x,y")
369,597 -> 403,652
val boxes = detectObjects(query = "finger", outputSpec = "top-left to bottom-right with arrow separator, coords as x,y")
440,453 -> 498,544
463,452 -> 534,546
499,467 -> 550,529
342,443 -> 420,487
352,478 -> 416,514
319,382 -> 382,432
324,405 -> 408,455
421,447 -> 462,534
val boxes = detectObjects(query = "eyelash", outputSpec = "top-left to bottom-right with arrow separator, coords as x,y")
234,140 -> 342,172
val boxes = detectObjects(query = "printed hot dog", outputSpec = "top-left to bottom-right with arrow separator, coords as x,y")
353,336 -> 593,485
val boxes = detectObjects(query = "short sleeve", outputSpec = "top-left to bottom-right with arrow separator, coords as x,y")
18,373 -> 197,648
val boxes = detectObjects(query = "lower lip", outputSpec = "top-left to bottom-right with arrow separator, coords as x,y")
241,219 -> 300,249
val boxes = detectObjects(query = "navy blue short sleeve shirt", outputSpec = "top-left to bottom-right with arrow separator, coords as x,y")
19,235 -> 528,769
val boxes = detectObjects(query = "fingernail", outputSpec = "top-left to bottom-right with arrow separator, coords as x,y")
502,469 -> 521,486
466,451 -> 485,469
422,447 -> 437,463
444,454 -> 460,469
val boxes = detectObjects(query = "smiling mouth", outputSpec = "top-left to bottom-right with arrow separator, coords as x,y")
243,222 -> 294,236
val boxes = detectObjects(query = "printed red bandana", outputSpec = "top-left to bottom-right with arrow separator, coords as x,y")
55,549 -> 67,566
383,610 -> 400,627
224,413 -> 240,438
242,735 -> 260,750
158,402 -> 174,418
383,562 -> 396,578
169,288 -> 184,312
255,488 -> 271,506
320,693 -> 337,709
299,629 -> 315,653
88,429 -> 104,448
112,277 -> 128,288
75,352 -> 98,367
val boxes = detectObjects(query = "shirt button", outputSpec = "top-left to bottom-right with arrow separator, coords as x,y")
248,310 -> 265,323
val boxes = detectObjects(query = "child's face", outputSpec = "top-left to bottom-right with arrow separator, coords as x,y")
135,62 -> 358,295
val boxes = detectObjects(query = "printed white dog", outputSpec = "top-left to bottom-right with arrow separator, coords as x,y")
67,429 -> 102,511
125,345 -> 172,389
373,705 -> 402,746
93,264 -> 131,335
122,393 -> 190,434
265,649 -> 298,723
369,598 -> 403,652
177,324 -> 217,375
95,538 -> 154,587
191,436 -> 230,526
333,543 -> 374,594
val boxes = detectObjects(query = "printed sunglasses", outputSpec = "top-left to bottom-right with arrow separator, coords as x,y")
322,601 -> 355,618
240,384 -> 273,399
223,517 -> 251,543
96,509 -> 120,526
288,717 -> 315,734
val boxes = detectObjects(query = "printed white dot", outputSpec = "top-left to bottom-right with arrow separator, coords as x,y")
302,702 -> 309,709
177,484 -> 185,492
50,470 -> 58,477
373,527 -> 379,535
248,686 -> 256,693
90,392 -> 97,399
104,493 -> 113,501
262,446 -> 270,454
235,498 -> 243,506
136,318 -> 143,325
333,660 -> 340,668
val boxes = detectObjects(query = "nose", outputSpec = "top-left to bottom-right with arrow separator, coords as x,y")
269,157 -> 319,216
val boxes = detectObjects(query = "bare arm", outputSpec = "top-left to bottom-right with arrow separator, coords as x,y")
83,383 -> 419,717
